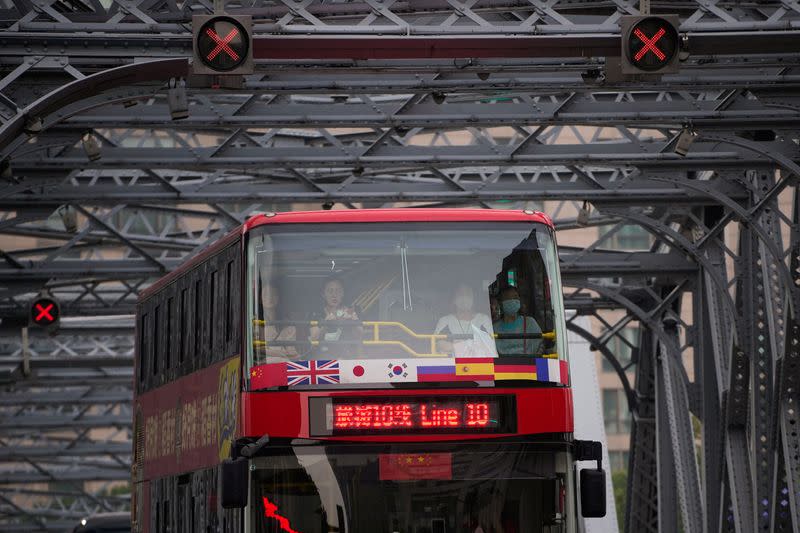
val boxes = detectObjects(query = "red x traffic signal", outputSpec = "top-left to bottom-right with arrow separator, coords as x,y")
620,15 -> 680,75
192,15 -> 253,75
30,296 -> 60,330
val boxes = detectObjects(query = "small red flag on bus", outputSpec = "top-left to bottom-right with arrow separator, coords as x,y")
250,363 -> 287,389
379,453 -> 452,480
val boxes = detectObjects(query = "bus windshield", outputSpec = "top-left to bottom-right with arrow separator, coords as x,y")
245,222 -> 567,388
249,443 -> 575,533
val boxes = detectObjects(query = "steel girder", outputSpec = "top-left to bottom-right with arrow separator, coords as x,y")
0,321 -> 133,532
779,197 -> 800,532
9,137 -> 794,170
571,171 -> 800,533
0,0 -> 799,71
53,91 -> 800,131
2,0 -> 799,33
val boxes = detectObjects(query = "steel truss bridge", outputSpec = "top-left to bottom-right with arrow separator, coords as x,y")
0,0 -> 799,531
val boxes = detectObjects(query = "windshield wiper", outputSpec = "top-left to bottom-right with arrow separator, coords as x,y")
240,434 -> 270,458
400,239 -> 413,311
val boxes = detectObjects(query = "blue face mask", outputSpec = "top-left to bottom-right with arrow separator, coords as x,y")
501,299 -> 521,316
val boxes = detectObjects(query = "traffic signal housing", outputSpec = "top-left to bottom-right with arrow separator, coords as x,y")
30,294 -> 60,332
620,15 -> 680,75
192,15 -> 253,75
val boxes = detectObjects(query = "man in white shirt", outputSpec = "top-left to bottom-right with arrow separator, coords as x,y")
434,284 -> 497,358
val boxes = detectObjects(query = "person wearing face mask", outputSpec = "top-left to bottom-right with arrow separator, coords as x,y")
434,284 -> 496,357
493,286 -> 542,356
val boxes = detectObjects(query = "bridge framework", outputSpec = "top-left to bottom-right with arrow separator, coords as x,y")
1,1 -> 800,532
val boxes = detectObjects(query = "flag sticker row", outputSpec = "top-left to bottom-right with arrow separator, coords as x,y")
250,357 -> 569,389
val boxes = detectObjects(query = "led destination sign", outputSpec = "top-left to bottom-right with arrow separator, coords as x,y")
309,396 -> 515,436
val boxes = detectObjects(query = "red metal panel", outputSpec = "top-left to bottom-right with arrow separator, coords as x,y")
135,356 -> 241,480
248,33 -> 800,60
240,387 -> 573,442
243,208 -> 554,231
252,36 -> 619,59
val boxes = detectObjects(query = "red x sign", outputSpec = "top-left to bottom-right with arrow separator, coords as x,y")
35,303 -> 54,322
205,27 -> 240,62
623,16 -> 679,73
30,297 -> 60,327
194,16 -> 251,74
633,27 -> 666,61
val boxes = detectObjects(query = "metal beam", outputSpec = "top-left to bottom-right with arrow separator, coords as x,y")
10,141 -> 783,170
0,180 -> 750,207
56,93 -> 800,131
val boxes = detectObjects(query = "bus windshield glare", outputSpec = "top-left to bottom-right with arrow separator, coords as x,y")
249,443 -> 575,533
245,222 -> 567,388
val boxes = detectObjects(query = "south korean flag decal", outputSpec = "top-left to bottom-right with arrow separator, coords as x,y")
388,362 -> 408,379
339,359 -> 420,383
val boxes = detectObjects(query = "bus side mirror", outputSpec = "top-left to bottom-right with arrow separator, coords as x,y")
580,468 -> 607,518
220,458 -> 248,509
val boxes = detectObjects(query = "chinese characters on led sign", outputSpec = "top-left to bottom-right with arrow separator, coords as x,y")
309,396 -> 514,435
333,401 -> 491,429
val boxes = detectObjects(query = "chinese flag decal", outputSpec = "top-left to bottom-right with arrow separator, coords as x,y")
263,496 -> 301,533
379,453 -> 452,481
250,363 -> 288,389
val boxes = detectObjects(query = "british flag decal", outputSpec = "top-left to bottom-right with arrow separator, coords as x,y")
286,360 -> 340,386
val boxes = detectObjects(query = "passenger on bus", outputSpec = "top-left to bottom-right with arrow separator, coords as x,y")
254,281 -> 298,361
309,277 -> 362,357
492,286 -> 542,356
489,294 -> 501,323
434,284 -> 496,358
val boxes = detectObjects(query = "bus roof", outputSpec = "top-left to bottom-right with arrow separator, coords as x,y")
244,208 -> 554,230
140,209 -> 553,302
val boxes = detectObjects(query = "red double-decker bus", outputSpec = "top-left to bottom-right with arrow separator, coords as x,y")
132,209 -> 606,533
